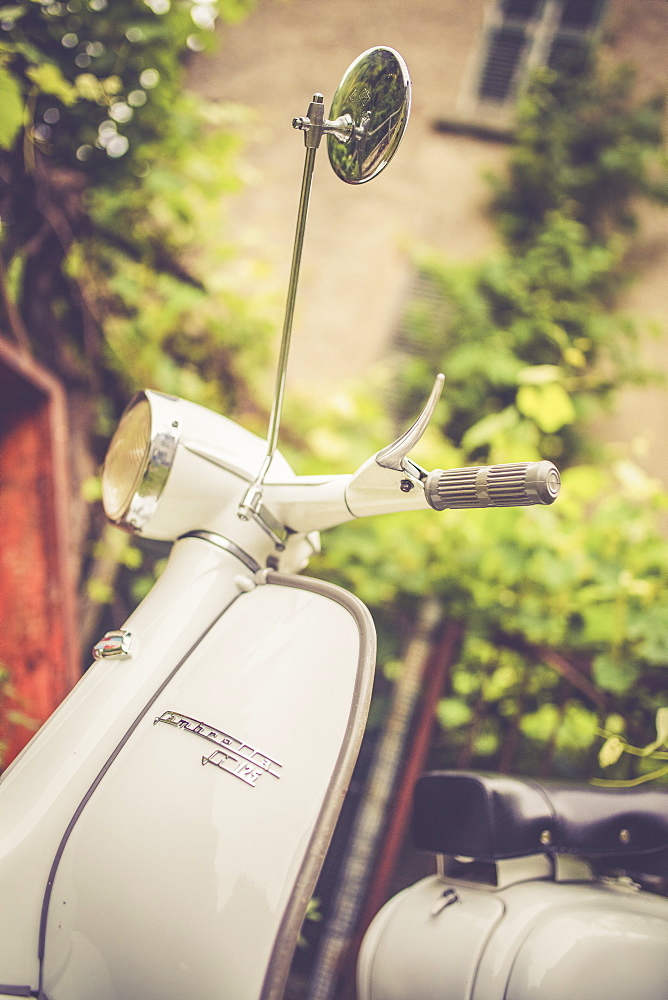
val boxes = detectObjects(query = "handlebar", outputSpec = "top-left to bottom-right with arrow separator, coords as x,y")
266,461 -> 560,537
424,461 -> 560,511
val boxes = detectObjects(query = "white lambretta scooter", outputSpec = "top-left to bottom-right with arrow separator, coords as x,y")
357,771 -> 668,1000
0,46 -> 653,1000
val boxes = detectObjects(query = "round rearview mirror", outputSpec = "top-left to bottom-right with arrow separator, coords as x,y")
327,46 -> 411,184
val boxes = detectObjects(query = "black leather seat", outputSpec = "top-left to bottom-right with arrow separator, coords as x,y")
412,771 -> 668,875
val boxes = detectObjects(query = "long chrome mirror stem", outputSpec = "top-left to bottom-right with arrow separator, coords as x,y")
267,142 -> 318,463
238,49 -> 410,541
238,109 -> 320,528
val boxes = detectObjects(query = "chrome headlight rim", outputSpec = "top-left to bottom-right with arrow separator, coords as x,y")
102,390 -> 181,533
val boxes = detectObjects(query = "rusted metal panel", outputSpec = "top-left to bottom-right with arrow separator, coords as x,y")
0,336 -> 79,765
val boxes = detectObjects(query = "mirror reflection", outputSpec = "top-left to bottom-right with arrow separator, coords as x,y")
328,46 -> 411,184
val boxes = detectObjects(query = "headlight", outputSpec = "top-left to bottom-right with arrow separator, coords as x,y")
102,390 -> 180,531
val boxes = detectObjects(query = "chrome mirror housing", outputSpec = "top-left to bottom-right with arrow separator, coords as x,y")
327,46 -> 411,184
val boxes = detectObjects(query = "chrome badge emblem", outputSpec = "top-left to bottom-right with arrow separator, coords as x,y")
154,711 -> 282,787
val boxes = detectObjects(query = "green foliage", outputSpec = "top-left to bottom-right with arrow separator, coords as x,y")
0,0 -> 266,414
395,60 -> 667,470
0,0 -> 254,168
2,10 -> 666,785
0,660 -> 39,765
297,897 -> 322,949
491,63 -> 668,248
313,439 -> 668,776
596,708 -> 668,785
71,94 -> 273,412
396,214 -> 650,468
0,63 -> 23,148
0,0 -> 267,648
308,58 -> 668,780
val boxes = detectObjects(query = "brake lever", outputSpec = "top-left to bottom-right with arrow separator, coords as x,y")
375,373 -> 444,475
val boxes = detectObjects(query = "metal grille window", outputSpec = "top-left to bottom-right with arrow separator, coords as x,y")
479,26 -> 528,100
505,0 -> 543,17
460,0 -> 606,121
559,0 -> 602,29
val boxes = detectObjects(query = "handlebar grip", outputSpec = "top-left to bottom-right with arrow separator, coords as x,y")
424,461 -> 560,511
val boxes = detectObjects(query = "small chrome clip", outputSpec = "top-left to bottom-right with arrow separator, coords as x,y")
430,887 -> 459,917
92,629 -> 134,660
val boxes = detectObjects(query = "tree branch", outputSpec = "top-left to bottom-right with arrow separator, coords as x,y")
494,631 -> 610,711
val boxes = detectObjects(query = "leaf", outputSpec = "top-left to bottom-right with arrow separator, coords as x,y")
556,702 -> 599,751
87,578 -> 114,605
592,763 -> 668,788
26,63 -> 77,106
2,3 -> 27,14
640,707 -> 668,756
120,545 -> 142,570
461,406 -> 518,452
0,65 -> 23,150
598,735 -> 625,768
102,75 -> 123,96
6,710 -> 39,732
563,346 -> 586,368
655,707 -> 668,746
592,652 -> 638,695
436,697 -> 473,730
81,476 -> 102,502
520,703 -> 560,741
632,606 -> 668,665
517,364 -> 562,385
580,603 -> 616,645
516,382 -> 576,433
75,72 -> 105,103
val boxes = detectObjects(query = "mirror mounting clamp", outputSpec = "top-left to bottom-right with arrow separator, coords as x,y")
293,94 -> 354,149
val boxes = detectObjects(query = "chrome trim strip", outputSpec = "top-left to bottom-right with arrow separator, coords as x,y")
182,442 -> 252,483
37,590 -> 245,996
103,390 -> 181,533
178,530 -> 261,574
258,572 -> 377,1000
125,391 -> 181,531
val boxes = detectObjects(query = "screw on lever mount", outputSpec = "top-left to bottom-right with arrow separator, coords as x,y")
424,461 -> 560,511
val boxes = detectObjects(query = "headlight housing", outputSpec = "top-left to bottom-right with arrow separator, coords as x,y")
101,389 -> 297,543
102,390 -> 180,532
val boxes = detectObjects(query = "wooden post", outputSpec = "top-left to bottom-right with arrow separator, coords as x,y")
0,336 -> 79,764
306,604 -> 465,1000
355,619 -> 464,937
